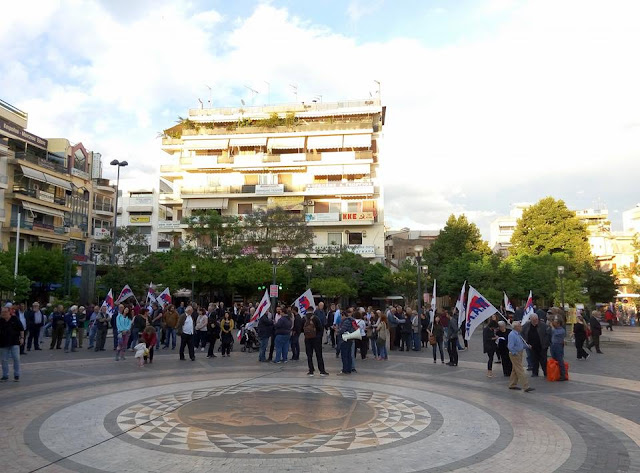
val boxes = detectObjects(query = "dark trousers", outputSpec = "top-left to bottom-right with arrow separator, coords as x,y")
112,327 -> 119,349
498,347 -> 512,376
447,338 -> 458,365
179,334 -> 195,360
432,339 -> 444,361
290,334 -> 300,360
96,328 -> 108,350
575,337 -> 589,359
530,347 -> 547,376
20,328 -> 27,354
195,331 -> 208,348
587,333 -> 601,352
144,344 -> 154,362
329,327 -> 336,347
305,337 -> 326,373
356,337 -> 368,359
400,332 -> 411,350
207,334 -> 218,356
51,325 -> 65,349
487,348 -> 495,370
221,333 -> 232,356
27,324 -> 42,350
268,334 -> 275,360
340,340 -> 353,373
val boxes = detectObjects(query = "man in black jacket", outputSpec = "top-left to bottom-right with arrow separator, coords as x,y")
0,306 -> 24,381
587,311 -> 603,353
257,311 -> 274,362
522,314 -> 551,377
304,310 -> 328,376
49,305 -> 65,350
25,302 -> 45,351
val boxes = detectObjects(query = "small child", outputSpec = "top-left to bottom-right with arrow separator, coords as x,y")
133,335 -> 147,368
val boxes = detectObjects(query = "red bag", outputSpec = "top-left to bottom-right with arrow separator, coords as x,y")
546,359 -> 569,381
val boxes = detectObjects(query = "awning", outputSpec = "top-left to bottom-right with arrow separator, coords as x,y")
187,139 -> 229,150
267,137 -> 305,150
309,164 -> 370,176
128,206 -> 154,213
44,174 -> 72,191
307,135 -> 344,149
229,137 -> 267,147
22,202 -> 66,218
20,165 -> 47,184
343,134 -> 372,148
184,198 -> 229,210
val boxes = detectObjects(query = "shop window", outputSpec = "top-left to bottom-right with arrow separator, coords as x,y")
328,233 -> 342,246
348,232 -> 363,245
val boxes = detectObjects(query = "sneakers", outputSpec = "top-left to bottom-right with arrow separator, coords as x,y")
336,371 -> 349,376
524,387 -> 535,393
13,376 -> 19,382
320,372 -> 329,376
509,386 -> 522,390
307,372 -> 314,377
0,377 -> 7,381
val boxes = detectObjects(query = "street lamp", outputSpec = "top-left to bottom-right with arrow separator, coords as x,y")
557,265 -> 565,312
63,242 -> 76,297
414,245 -> 424,315
306,264 -> 313,288
109,159 -> 128,265
191,264 -> 196,303
271,247 -> 281,316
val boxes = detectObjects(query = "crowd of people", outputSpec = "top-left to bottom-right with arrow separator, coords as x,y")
0,297 -> 611,387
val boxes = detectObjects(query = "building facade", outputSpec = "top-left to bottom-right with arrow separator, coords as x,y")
0,99 -> 115,272
623,204 -> 640,234
159,99 -> 385,262
489,203 -> 531,256
384,229 -> 439,270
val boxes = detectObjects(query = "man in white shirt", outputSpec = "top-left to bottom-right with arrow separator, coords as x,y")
177,306 -> 196,361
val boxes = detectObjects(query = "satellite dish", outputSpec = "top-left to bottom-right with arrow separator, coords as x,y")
241,99 -> 245,106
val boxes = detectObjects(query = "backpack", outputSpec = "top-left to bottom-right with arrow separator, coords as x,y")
303,315 -> 317,339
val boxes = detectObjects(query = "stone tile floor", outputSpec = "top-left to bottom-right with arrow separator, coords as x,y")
2,327 -> 639,472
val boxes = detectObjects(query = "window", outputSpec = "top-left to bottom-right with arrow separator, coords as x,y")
244,174 -> 259,185
348,232 -> 363,245
73,149 -> 87,172
328,233 -> 342,246
259,174 -> 278,185
315,202 -> 340,214
347,202 -> 362,213
238,203 -> 253,215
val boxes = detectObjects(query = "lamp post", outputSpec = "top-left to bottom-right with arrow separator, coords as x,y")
191,264 -> 196,304
109,159 -> 128,265
306,264 -> 312,288
63,242 -> 76,297
414,245 -> 424,315
557,265 -> 565,312
271,247 -> 281,316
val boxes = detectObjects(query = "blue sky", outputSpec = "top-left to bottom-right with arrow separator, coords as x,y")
1,0 -> 639,237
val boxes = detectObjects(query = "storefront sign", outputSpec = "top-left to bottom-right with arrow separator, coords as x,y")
38,190 -> 55,203
341,212 -> 374,221
305,213 -> 340,222
0,118 -> 48,149
93,227 -> 110,239
255,184 -> 284,195
157,220 -> 181,230
129,215 -> 151,224
305,181 -> 374,196
130,195 -> 154,206
267,196 -> 303,210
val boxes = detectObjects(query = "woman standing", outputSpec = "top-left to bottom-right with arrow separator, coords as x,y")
219,312 -> 234,357
115,309 -> 132,361
367,311 -> 378,360
573,314 -> 590,360
420,311 -> 429,348
430,314 -> 445,363
375,312 -> 389,360
206,304 -> 220,359
195,308 -> 209,352
483,320 -> 498,377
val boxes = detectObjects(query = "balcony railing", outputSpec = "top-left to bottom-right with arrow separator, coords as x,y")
10,219 -> 66,234
180,184 -> 305,195
14,151 -> 68,175
13,187 -> 69,207
93,202 -> 114,213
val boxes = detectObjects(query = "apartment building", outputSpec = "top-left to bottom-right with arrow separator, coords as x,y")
489,203 -> 531,256
623,204 -> 640,234
0,99 -> 115,266
384,229 -> 440,271
117,188 -> 174,254
159,99 -> 386,262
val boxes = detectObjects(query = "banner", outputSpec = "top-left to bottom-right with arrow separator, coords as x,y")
456,281 -> 467,328
465,285 -> 499,339
430,280 -> 437,315
522,290 -> 534,325
503,291 -> 515,313
101,289 -> 115,315
116,284 -> 134,304
146,282 -> 156,304
157,287 -> 172,308
293,289 -> 316,316
250,290 -> 271,328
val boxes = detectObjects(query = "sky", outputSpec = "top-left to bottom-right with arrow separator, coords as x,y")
2,0 -> 639,238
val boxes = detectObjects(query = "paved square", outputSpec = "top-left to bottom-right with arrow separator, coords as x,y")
2,328 -> 639,472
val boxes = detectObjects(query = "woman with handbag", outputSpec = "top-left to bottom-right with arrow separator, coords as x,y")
430,314 -> 445,363
573,314 -> 590,360
367,311 -> 378,360
375,312 -> 389,360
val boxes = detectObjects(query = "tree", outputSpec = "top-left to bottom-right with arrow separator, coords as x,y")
311,277 -> 357,300
110,226 -> 151,267
510,197 -> 593,273
360,263 -> 394,300
184,211 -> 241,257
390,260 -> 422,307
584,267 -> 618,304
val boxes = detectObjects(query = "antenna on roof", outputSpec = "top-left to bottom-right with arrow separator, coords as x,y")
205,85 -> 212,107
244,85 -> 259,105
289,84 -> 298,102
197,98 -> 203,109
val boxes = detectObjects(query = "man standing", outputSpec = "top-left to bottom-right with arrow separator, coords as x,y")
333,304 -> 342,357
17,303 -> 27,355
50,305 -> 66,350
87,306 -> 99,350
0,306 -> 23,381
446,312 -> 459,366
387,306 -> 400,351
95,305 -> 110,351
163,304 -> 179,349
150,302 -> 163,349
507,321 -> 534,392
257,309 -> 273,362
112,304 -> 124,351
64,306 -> 79,353
76,306 -> 87,349
337,308 -> 355,375
26,302 -> 44,351
304,307 -> 328,376
177,306 -> 196,361
326,303 -> 336,347
522,314 -> 551,377
290,306 -> 303,361
587,310 -> 603,354
314,301 -> 327,342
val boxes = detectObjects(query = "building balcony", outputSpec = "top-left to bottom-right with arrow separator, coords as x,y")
159,192 -> 183,206
13,151 -> 68,176
0,208 -> 5,223
0,142 -> 9,157
10,219 -> 67,236
93,202 -> 114,215
11,188 -> 70,209
305,181 -> 375,196
312,244 -> 377,257
0,174 -> 7,190
305,212 -> 377,225
180,184 -> 305,196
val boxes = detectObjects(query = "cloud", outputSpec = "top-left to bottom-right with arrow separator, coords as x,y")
347,0 -> 384,22
1,0 -> 639,237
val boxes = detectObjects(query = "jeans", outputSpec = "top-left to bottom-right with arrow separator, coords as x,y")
432,339 -> 444,361
370,337 -> 379,358
274,334 -> 289,362
290,333 -> 300,360
413,332 -> 421,351
377,342 -> 388,360
305,337 -> 326,373
1,346 -> 20,378
341,340 -> 354,373
351,340 -> 356,370
259,336 -> 270,361
116,332 -> 130,359
88,324 -> 97,347
551,343 -> 566,378
153,326 -> 162,349
64,328 -> 77,352
164,327 -> 176,348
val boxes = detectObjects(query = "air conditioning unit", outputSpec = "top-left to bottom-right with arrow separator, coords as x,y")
304,200 -> 314,206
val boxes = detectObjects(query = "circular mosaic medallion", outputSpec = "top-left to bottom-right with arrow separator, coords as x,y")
116,384 -> 432,455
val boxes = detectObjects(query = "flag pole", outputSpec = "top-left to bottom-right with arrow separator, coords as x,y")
496,309 -> 529,345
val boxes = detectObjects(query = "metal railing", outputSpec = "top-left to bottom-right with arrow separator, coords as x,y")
14,151 -> 68,175
10,219 -> 65,234
93,202 -> 114,213
188,99 -> 381,117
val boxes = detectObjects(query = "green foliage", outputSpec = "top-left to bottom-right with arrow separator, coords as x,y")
13,275 -> 32,302
108,226 -> 151,268
176,116 -> 198,130
584,267 -> 618,304
360,263 -> 394,299
237,117 -> 254,128
311,277 -> 357,299
256,112 -> 283,128
390,260 -> 424,306
284,112 -> 297,127
553,276 -> 588,306
18,246 -> 65,285
184,211 -> 241,257
510,197 -> 593,273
